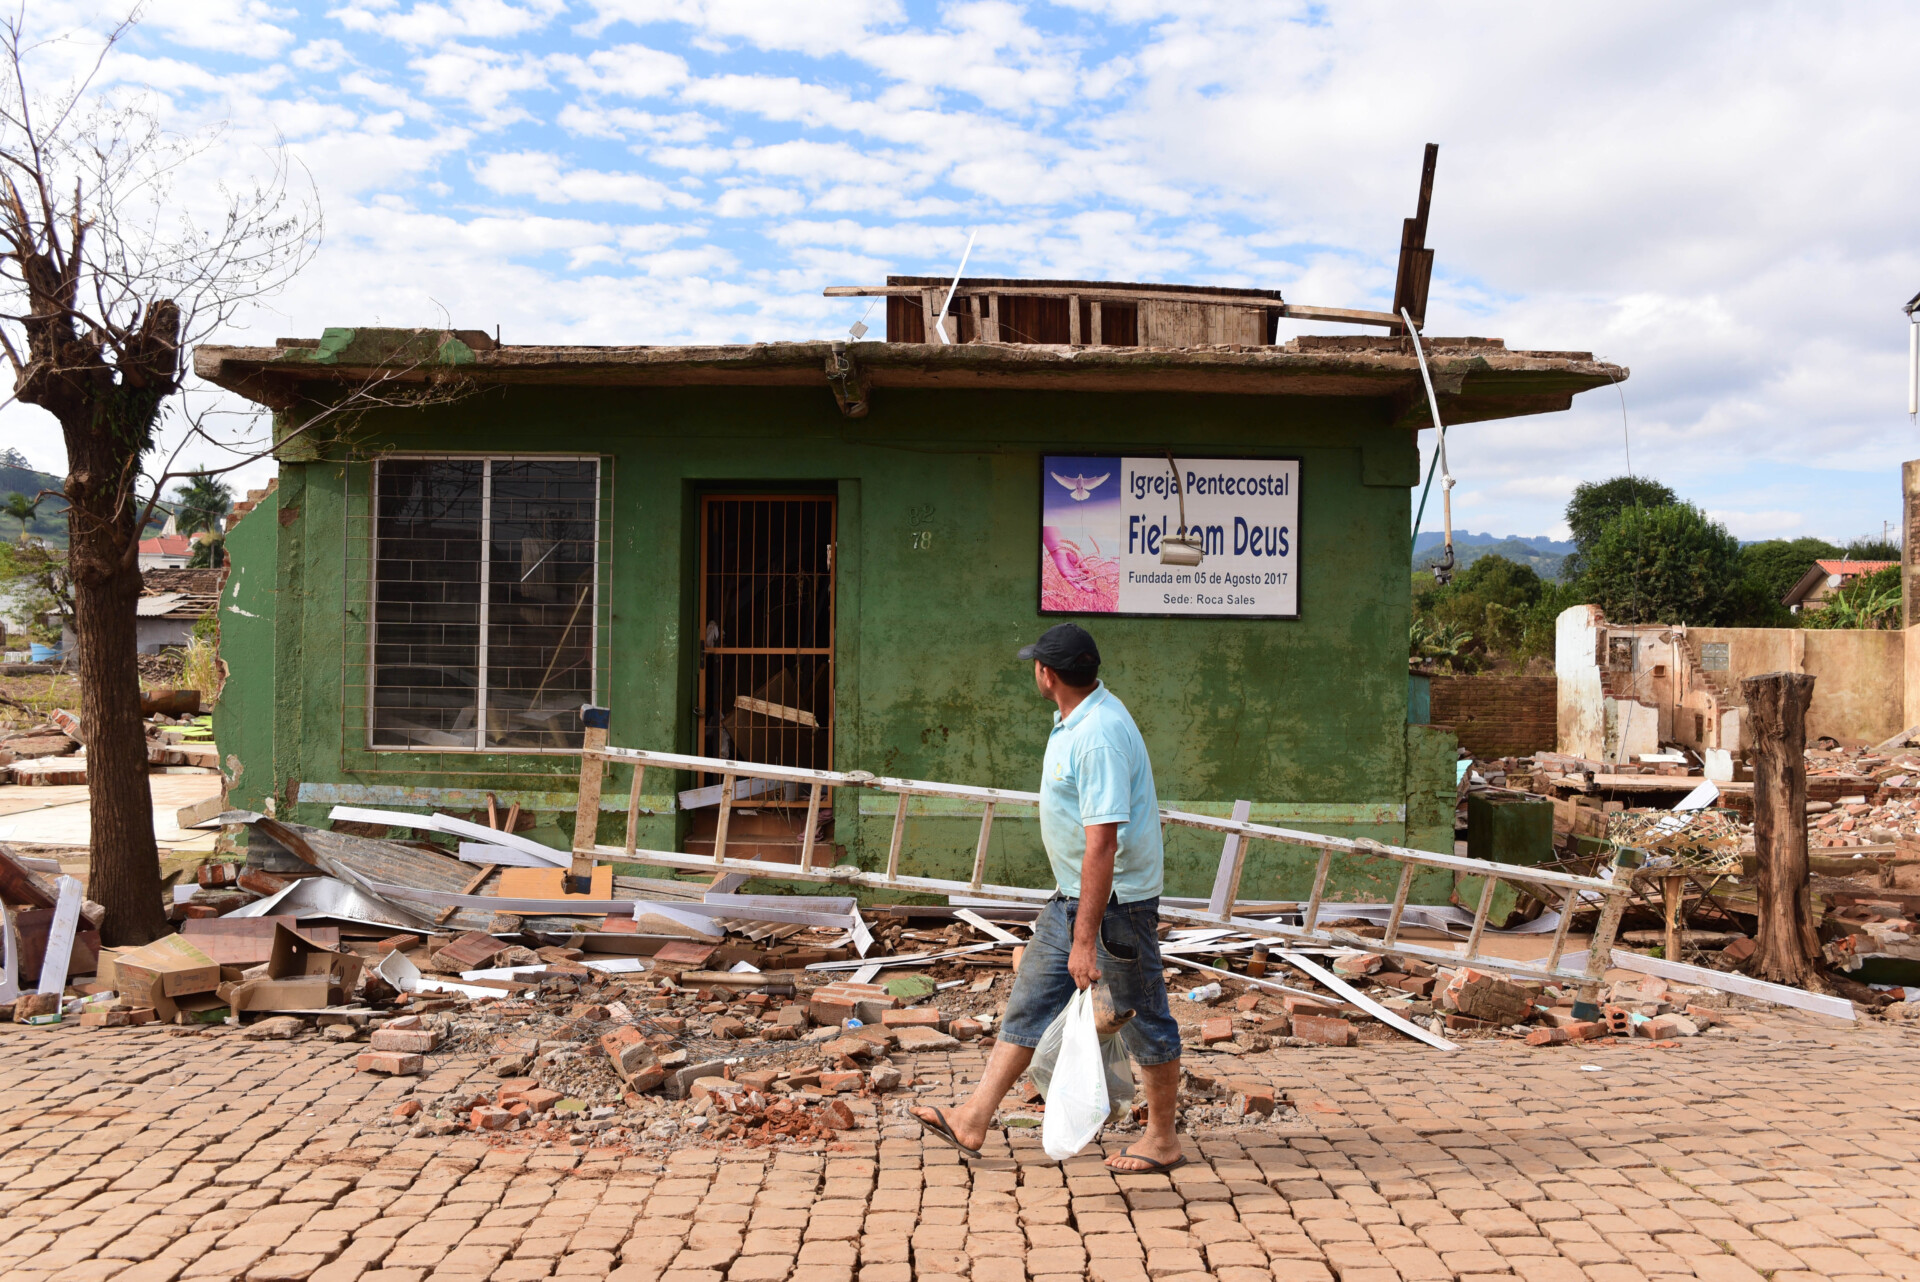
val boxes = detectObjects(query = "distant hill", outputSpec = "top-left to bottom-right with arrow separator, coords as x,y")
1414,530 -> 1569,580
0,450 -> 173,549
0,455 -> 69,547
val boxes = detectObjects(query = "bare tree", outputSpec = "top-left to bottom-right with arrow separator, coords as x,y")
0,11 -> 322,944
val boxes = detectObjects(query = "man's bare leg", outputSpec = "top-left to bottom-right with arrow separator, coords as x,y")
909,1037 -> 1036,1152
1105,1058 -> 1182,1171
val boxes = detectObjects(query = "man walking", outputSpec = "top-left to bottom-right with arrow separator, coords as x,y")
911,622 -> 1186,1172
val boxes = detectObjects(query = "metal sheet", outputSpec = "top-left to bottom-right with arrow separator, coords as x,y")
326,806 -> 569,867
222,875 -> 436,933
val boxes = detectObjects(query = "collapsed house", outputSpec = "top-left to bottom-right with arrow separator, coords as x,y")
1556,604 -> 1906,766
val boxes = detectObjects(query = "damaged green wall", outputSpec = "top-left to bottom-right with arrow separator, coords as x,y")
225,381 -> 1461,903
212,486 -> 279,814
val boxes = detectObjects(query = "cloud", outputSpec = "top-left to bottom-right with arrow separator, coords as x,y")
552,44 -> 688,99
473,150 -> 696,208
329,0 -> 567,47
408,44 -> 552,125
145,0 -> 298,56
7,3 -> 1917,546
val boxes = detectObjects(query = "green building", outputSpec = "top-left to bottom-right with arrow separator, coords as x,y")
199,312 -> 1620,905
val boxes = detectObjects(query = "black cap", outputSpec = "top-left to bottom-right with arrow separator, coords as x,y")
1018,622 -> 1101,674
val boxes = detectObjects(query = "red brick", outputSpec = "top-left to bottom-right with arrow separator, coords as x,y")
471,1107 -> 512,1130
369,1028 -> 437,1054
818,1071 -> 865,1094
1291,1014 -> 1356,1046
1200,1017 -> 1235,1044
880,1008 -> 940,1027
355,1050 -> 422,1075
1524,1027 -> 1569,1047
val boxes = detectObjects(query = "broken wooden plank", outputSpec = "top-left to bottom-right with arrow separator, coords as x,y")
734,696 -> 818,728
1205,799 -> 1254,920
1277,949 -> 1458,1052
438,863 -> 497,926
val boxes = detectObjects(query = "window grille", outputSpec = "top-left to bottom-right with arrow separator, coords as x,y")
362,456 -> 602,751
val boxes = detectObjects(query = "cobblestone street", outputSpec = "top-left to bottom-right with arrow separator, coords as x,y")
3,1003 -> 1916,1282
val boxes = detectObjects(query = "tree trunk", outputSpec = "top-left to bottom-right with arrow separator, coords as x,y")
1741,670 -> 1820,987
65,420 -> 167,947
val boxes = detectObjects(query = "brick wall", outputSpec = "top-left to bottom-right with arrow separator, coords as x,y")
1430,674 -> 1557,758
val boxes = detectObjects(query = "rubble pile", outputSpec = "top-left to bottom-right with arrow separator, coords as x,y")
0,707 -> 217,785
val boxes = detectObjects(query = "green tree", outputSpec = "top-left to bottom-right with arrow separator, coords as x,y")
1563,476 -> 1677,580
186,531 -> 225,568
1843,537 -> 1901,562
171,473 -> 233,536
1583,503 -> 1744,625
1737,537 -> 1843,605
1409,554 -> 1557,670
2,490 -> 36,543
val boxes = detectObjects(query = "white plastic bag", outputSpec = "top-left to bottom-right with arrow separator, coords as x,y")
1030,999 -> 1135,1126
1039,987 -> 1110,1160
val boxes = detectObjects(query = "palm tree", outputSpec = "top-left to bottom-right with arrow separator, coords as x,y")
171,473 -> 233,536
3,491 -> 37,544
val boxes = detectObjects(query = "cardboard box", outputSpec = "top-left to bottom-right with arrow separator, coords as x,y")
209,924 -> 363,1013
114,935 -> 220,1007
269,923 -> 363,991
219,975 -> 334,1012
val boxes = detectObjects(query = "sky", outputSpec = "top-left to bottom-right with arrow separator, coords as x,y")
4,1 -> 1919,546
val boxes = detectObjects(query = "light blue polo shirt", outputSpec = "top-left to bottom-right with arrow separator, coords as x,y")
1039,682 -> 1165,903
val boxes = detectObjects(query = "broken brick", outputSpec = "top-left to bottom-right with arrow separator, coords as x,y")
1332,952 -> 1385,978
369,1027 -> 438,1054
1200,1017 -> 1235,1044
818,1071 -> 865,1094
1291,1013 -> 1357,1046
1436,967 -> 1535,1026
471,1106 -> 512,1131
1524,1027 -> 1570,1047
356,1050 -> 422,1076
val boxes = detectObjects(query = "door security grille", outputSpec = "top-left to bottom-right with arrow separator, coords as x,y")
696,496 -> 836,793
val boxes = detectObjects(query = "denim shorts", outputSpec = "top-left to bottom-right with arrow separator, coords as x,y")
997,894 -> 1183,1066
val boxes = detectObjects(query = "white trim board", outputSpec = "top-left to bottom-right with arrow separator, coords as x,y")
1562,948 -> 1855,1021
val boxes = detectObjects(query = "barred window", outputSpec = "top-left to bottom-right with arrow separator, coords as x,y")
371,457 -> 599,750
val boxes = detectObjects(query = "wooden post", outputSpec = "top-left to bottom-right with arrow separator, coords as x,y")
1205,800 -> 1253,921
623,766 -> 645,856
714,774 -> 736,863
885,792 -> 909,882
572,725 -> 607,879
970,802 -> 997,889
800,782 -> 823,869
1741,671 -> 1822,987
1662,873 -> 1684,961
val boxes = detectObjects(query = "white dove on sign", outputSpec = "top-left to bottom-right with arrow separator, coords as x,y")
1051,471 -> 1110,501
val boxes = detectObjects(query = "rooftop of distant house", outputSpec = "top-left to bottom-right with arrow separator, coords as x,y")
1783,558 -> 1899,609
137,567 -> 223,621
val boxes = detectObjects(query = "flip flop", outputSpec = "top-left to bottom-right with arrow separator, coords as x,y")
1105,1149 -> 1189,1175
913,1107 -> 983,1159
